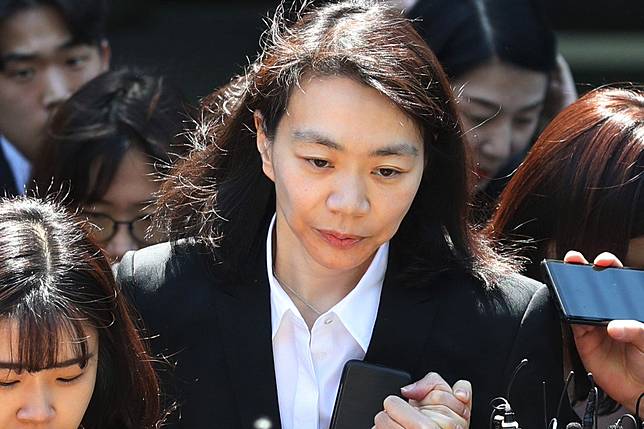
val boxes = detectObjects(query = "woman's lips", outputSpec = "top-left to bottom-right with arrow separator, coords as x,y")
317,230 -> 364,249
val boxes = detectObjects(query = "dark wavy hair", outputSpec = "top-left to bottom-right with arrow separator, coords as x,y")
31,68 -> 189,204
408,0 -> 556,79
0,197 -> 161,429
155,0 -> 515,286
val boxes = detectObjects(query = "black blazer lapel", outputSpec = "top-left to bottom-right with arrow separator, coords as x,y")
365,259 -> 440,377
213,245 -> 282,429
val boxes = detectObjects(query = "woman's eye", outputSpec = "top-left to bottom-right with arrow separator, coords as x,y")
57,373 -> 83,384
0,380 -> 19,388
375,168 -> 400,178
307,158 -> 330,169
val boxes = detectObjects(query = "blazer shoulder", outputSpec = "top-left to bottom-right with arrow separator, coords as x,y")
115,239 -> 221,334
488,272 -> 551,318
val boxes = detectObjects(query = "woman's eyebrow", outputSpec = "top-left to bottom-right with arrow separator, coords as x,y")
0,353 -> 94,370
292,130 -> 418,156
292,130 -> 342,150
369,143 -> 419,157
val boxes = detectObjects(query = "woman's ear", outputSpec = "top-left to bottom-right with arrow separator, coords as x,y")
254,110 -> 275,182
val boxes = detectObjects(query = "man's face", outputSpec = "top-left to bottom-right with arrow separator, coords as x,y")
0,5 -> 109,161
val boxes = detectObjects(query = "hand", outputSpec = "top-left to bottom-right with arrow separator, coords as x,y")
373,372 -> 472,429
564,250 -> 644,415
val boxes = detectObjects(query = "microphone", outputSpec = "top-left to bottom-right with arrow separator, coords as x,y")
565,422 -> 582,429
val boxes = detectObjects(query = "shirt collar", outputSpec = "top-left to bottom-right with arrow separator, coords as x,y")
0,136 -> 31,195
266,214 -> 388,352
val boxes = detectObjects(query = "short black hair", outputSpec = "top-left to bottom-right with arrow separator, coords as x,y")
0,0 -> 109,47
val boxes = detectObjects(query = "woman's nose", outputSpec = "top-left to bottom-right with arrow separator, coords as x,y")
105,224 -> 139,262
16,384 -> 56,423
326,173 -> 370,216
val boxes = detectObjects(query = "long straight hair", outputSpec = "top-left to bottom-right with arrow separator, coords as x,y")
0,197 -> 161,429
156,0 -> 514,285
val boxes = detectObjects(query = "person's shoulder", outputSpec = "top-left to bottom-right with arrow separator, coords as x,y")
115,239 -> 225,330
115,238 -> 212,293
442,268 -> 552,322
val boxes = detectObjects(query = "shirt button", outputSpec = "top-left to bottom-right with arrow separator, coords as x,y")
324,318 -> 333,325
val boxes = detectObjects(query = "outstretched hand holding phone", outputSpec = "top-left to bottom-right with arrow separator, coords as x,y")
563,251 -> 644,416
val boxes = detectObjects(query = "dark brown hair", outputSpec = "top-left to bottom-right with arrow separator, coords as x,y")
154,0 -> 514,285
488,86 -> 644,278
0,197 -> 161,429
31,68 -> 189,204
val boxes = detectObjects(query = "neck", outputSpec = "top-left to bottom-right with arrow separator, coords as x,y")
272,218 -> 374,316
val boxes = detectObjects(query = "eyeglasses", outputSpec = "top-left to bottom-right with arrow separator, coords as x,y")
80,211 -> 165,245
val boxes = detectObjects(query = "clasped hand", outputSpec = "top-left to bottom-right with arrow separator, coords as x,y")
373,372 -> 472,429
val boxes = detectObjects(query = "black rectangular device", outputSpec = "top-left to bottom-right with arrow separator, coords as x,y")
541,259 -> 644,325
329,360 -> 412,429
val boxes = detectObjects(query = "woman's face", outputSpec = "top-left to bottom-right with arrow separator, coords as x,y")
256,75 -> 425,272
0,319 -> 98,429
82,147 -> 160,262
453,60 -> 548,188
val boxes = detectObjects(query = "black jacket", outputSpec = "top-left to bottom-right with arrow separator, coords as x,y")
116,240 -> 576,429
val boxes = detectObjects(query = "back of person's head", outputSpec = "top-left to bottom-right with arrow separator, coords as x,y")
157,0 -> 513,284
31,68 -> 189,260
0,197 -> 160,428
488,86 -> 644,277
0,0 -> 108,56
410,0 -> 556,78
34,68 -> 187,202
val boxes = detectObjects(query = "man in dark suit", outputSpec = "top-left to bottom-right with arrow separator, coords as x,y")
0,0 -> 110,195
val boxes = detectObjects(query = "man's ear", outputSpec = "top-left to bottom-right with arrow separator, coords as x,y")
254,110 -> 275,182
99,39 -> 111,72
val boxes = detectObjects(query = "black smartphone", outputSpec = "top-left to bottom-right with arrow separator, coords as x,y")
329,360 -> 412,429
541,259 -> 644,325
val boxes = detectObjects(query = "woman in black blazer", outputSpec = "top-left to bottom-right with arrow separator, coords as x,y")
116,2 -> 643,428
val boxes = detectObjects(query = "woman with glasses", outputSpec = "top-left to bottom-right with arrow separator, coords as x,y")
31,68 -> 189,261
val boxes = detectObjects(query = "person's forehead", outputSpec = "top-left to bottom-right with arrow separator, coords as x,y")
0,5 -> 72,58
0,318 -> 98,362
282,75 -> 424,148
455,61 -> 547,109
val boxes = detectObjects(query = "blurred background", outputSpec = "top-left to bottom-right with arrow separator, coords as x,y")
107,0 -> 644,105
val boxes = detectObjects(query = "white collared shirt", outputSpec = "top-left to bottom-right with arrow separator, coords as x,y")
0,136 -> 31,194
267,215 -> 388,429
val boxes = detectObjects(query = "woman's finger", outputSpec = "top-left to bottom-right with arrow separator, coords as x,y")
383,395 -> 441,429
607,320 -> 644,350
563,250 -> 589,264
401,372 -> 452,402
409,389 -> 468,420
374,410 -> 406,429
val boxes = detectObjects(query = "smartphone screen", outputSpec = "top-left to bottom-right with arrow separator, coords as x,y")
542,260 -> 644,324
